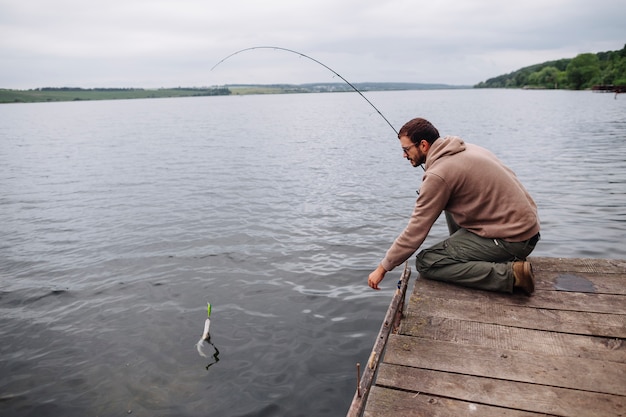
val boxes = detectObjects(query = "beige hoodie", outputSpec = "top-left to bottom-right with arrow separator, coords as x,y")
381,136 -> 540,271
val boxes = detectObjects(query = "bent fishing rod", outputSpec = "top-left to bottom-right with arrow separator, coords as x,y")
210,48 -> 459,257
211,49 -> 455,249
210,46 -> 399,136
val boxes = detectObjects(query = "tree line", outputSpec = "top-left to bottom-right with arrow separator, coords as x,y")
475,44 -> 626,90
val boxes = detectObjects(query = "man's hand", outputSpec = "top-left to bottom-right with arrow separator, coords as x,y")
368,264 -> 387,290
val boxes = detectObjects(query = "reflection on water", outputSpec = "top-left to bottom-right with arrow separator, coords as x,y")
0,90 -> 624,416
202,338 -> 221,370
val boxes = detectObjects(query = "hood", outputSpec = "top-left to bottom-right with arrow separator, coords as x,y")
425,136 -> 466,170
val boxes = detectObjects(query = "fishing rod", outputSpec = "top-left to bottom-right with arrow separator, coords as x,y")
210,46 -> 399,136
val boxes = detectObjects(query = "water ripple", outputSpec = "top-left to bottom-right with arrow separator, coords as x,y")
1,91 -> 624,416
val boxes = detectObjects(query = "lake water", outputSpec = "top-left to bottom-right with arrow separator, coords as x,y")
1,89 -> 625,417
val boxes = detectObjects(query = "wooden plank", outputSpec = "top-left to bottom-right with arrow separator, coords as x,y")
363,386 -> 553,417
351,257 -> 626,417
384,335 -> 626,396
346,262 -> 411,417
375,364 -> 626,417
532,256 -> 626,274
537,271 -> 626,294
402,294 -> 626,338
400,316 -> 626,363
412,278 -> 626,314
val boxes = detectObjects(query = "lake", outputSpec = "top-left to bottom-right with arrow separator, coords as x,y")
1,89 -> 625,417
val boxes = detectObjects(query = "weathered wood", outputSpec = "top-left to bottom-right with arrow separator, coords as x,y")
375,364 -> 626,417
535,270 -> 626,294
532,256 -> 626,273
401,316 -> 625,363
402,294 -> 626,338
364,386 -> 552,417
346,262 -> 411,417
385,334 -> 626,396
412,278 -> 626,314
352,257 -> 626,417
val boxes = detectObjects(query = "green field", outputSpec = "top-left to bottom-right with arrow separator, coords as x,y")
0,82 -> 469,104
0,87 -> 231,104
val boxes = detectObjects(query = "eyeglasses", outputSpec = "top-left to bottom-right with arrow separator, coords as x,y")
402,143 -> 417,155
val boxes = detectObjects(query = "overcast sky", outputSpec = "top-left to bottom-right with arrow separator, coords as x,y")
1,0 -> 625,89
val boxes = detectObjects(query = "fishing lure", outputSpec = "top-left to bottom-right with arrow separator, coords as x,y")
211,46 -> 398,136
196,302 -> 212,358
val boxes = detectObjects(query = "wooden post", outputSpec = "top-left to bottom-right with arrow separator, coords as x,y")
356,363 -> 361,398
346,262 -> 411,417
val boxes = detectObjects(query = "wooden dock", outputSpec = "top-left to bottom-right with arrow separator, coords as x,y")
347,257 -> 626,417
592,84 -> 626,94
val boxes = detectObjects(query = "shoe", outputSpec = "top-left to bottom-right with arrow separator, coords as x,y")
512,261 -> 535,295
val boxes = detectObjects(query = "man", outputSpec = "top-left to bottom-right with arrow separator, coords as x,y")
368,118 -> 540,295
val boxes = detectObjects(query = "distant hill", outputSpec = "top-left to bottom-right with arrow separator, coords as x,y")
475,44 -> 626,90
224,82 -> 468,94
303,82 -> 468,91
0,82 -> 469,104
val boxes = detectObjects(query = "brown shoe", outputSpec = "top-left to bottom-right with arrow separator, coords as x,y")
513,261 -> 535,295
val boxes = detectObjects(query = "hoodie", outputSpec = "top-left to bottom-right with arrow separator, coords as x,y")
380,136 -> 540,272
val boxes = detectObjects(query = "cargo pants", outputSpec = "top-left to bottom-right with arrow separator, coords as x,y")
415,228 -> 539,293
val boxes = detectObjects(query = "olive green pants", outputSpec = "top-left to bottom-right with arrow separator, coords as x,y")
415,228 -> 539,293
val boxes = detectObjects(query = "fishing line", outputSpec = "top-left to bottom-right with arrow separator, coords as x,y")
210,46 -> 398,136
210,49 -> 459,284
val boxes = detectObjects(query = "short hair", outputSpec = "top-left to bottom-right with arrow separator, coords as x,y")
398,118 -> 440,145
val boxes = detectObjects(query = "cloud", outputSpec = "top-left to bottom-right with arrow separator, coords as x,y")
0,0 -> 624,88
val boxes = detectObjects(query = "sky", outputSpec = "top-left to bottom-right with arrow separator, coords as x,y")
1,0 -> 625,89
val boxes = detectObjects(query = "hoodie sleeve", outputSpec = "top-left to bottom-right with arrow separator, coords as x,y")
381,172 -> 450,271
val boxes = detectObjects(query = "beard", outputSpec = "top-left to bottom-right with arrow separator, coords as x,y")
407,151 -> 426,167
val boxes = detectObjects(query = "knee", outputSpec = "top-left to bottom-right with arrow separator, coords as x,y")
415,239 -> 452,276
415,250 -> 430,274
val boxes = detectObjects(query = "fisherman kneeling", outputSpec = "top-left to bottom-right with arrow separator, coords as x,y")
368,118 -> 539,295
